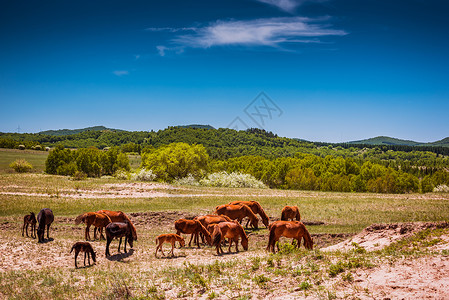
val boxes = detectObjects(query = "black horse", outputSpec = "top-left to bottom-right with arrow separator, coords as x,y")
37,208 -> 54,243
105,221 -> 134,257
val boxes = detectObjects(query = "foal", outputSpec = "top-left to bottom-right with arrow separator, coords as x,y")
22,212 -> 37,239
70,242 -> 96,268
155,233 -> 185,258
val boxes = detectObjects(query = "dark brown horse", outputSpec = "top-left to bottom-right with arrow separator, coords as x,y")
37,208 -> 54,243
266,221 -> 313,253
105,221 -> 134,257
229,200 -> 270,227
70,242 -> 96,268
215,204 -> 259,229
155,233 -> 185,258
22,212 -> 37,239
209,221 -> 249,255
174,219 -> 211,248
281,205 -> 301,221
96,210 -> 137,241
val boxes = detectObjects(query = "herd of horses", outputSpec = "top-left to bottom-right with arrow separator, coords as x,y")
22,202 -> 312,268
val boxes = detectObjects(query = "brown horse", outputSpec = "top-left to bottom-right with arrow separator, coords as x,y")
96,210 -> 137,241
70,241 -> 96,268
215,204 -> 259,229
105,221 -> 134,257
37,208 -> 54,243
174,219 -> 211,248
229,200 -> 270,227
281,205 -> 301,221
194,214 -> 233,244
209,221 -> 249,255
266,221 -> 313,253
155,233 -> 185,258
22,212 -> 37,239
75,212 -> 112,240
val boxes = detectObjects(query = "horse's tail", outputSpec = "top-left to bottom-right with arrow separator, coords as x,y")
266,226 -> 276,251
70,244 -> 76,253
302,224 -> 313,250
296,207 -> 301,221
211,226 -> 222,246
74,213 -> 85,225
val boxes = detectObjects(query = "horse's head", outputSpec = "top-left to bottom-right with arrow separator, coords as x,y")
241,236 -> 249,251
37,226 -> 44,243
179,237 -> 185,248
127,236 -> 134,249
91,251 -> 97,263
252,219 -> 259,229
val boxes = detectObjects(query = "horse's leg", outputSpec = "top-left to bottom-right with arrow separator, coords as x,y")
84,251 -> 87,267
245,218 -> 250,228
93,227 -> 97,240
170,241 -> 175,256
74,249 -> 79,268
85,225 -> 89,240
235,238 -> 239,252
32,224 -> 36,239
188,233 -> 194,247
100,227 -> 105,240
124,236 -> 127,253
228,239 -> 232,253
46,223 -> 50,239
106,238 -> 111,257
87,251 -> 91,266
118,237 -> 122,252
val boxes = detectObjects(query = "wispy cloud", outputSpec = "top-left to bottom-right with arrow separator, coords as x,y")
145,27 -> 196,33
255,0 -> 327,13
113,70 -> 129,76
167,17 -> 346,49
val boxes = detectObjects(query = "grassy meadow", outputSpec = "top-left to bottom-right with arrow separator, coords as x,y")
1,149 -> 449,299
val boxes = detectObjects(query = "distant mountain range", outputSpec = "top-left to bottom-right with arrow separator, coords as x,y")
37,125 -> 448,147
39,126 -> 123,136
347,136 -> 449,147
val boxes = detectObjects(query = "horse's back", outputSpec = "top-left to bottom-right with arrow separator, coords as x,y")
38,208 -> 54,225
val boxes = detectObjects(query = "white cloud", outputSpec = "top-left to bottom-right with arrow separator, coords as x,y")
113,70 -> 129,76
156,45 -> 185,57
171,17 -> 346,49
255,0 -> 327,13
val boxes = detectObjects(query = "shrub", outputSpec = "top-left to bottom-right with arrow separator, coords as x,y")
18,144 -> 26,150
434,184 -> 449,193
10,159 -> 33,173
71,171 -> 87,181
173,174 -> 201,186
200,171 -> 267,188
131,169 -> 156,181
114,170 -> 130,180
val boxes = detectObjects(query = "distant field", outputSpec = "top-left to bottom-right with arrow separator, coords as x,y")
0,148 -> 48,174
0,149 -> 142,174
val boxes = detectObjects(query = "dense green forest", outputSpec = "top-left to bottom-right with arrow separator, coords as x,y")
2,126 -> 449,193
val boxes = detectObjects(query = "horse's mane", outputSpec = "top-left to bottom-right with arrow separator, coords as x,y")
302,224 -> 313,249
252,201 -> 269,224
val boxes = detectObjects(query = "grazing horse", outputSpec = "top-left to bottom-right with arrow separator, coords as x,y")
155,233 -> 185,258
174,219 -> 211,248
96,210 -> 137,241
37,208 -> 54,243
194,214 -> 233,244
75,212 -> 112,240
229,200 -> 270,228
105,221 -> 134,257
215,204 -> 259,229
70,242 -> 96,268
209,221 -> 249,255
266,221 -> 313,253
22,212 -> 37,239
281,205 -> 301,221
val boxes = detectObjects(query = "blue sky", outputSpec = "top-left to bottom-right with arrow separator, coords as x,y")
1,0 -> 448,142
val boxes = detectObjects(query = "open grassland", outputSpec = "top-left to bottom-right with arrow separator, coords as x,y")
1,173 -> 449,299
0,149 -> 48,174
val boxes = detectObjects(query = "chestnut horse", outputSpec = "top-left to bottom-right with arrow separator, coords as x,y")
209,221 -> 249,255
22,212 -> 37,239
70,241 -> 96,268
105,221 -> 134,257
229,201 -> 270,228
281,205 -> 301,221
75,212 -> 112,240
266,221 -> 313,253
174,219 -> 211,248
194,214 -> 233,244
155,233 -> 185,257
37,208 -> 54,243
215,204 -> 259,229
96,210 -> 137,241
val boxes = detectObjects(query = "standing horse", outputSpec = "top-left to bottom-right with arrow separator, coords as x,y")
195,214 -> 233,244
22,212 -> 37,239
105,221 -> 134,257
96,210 -> 137,241
281,205 -> 301,221
37,208 -> 54,243
70,242 -> 96,268
174,219 -> 211,248
229,200 -> 270,227
155,233 -> 185,258
215,204 -> 259,229
209,221 -> 249,255
266,221 -> 313,253
75,212 -> 112,240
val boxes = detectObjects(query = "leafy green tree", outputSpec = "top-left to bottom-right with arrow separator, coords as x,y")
141,142 -> 209,181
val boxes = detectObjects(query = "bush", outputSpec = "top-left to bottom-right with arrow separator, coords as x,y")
71,171 -> 87,181
434,184 -> 449,193
114,170 -> 130,180
200,171 -> 267,188
173,174 -> 201,186
10,159 -> 33,173
18,145 -> 25,150
131,169 -> 156,181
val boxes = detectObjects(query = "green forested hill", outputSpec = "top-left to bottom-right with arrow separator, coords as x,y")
39,126 -> 123,136
348,136 -> 423,146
